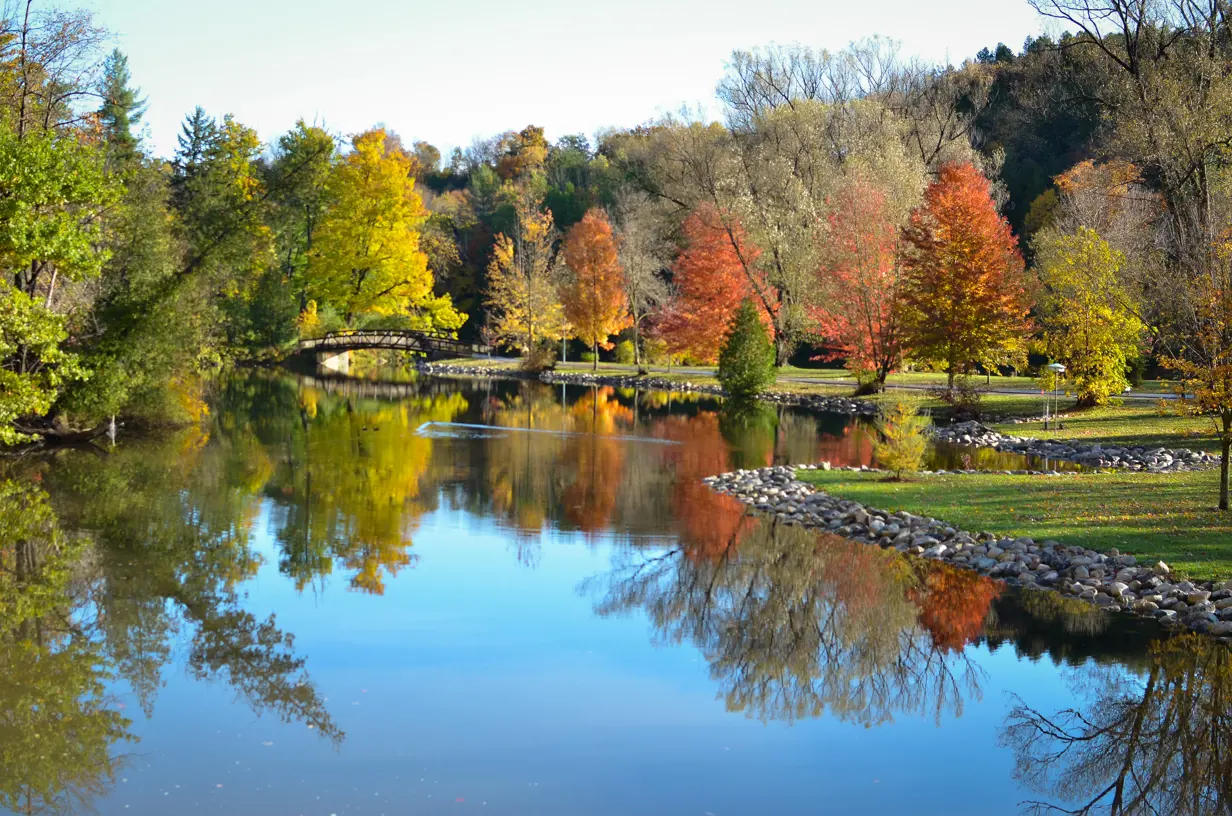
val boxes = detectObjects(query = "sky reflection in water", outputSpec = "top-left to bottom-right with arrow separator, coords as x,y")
0,373 -> 1224,815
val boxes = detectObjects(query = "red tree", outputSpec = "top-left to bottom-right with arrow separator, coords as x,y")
901,163 -> 1030,390
560,209 -> 630,368
813,174 -> 907,387
657,205 -> 767,364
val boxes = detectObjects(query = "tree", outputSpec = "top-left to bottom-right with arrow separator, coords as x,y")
814,174 -> 908,389
901,163 -> 1031,391
485,200 -> 567,353
873,398 -> 928,480
560,209 -> 628,369
97,48 -> 146,156
613,190 -> 669,368
0,286 -> 81,443
0,118 -> 117,440
1035,226 -> 1144,407
718,299 -> 776,398
267,121 -> 336,311
1163,260 -> 1232,511
171,112 -> 277,352
308,128 -> 463,329
170,106 -> 218,209
658,205 -> 764,364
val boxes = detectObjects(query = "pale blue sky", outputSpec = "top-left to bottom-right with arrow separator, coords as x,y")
82,0 -> 1046,159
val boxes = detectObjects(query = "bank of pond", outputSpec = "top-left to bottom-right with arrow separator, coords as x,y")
0,372 -> 1228,814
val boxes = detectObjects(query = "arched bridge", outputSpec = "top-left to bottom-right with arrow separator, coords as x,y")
298,330 -> 489,372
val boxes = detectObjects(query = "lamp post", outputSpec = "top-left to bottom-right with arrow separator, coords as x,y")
1045,363 -> 1066,430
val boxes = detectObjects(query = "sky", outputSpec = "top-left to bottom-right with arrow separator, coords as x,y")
81,0 -> 1048,160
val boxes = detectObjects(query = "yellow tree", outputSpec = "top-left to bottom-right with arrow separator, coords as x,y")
485,200 -> 567,354
560,209 -> 629,369
1035,226 -> 1145,407
309,128 -> 464,328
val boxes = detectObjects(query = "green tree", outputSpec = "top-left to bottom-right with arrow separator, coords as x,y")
718,299 -> 776,398
1035,226 -> 1144,407
170,110 -> 275,353
0,120 -> 118,440
267,121 -> 336,310
874,398 -> 928,480
97,49 -> 146,156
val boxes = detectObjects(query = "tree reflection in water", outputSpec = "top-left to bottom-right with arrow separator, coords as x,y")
589,513 -> 1001,726
0,480 -> 133,815
0,408 -> 344,813
1002,633 -> 1232,815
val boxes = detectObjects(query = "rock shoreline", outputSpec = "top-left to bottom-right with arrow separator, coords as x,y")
932,420 -> 1216,473
706,465 -> 1232,640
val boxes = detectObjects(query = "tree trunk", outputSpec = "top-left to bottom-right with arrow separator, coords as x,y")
592,342 -> 598,371
1222,415 -> 1231,511
633,320 -> 641,368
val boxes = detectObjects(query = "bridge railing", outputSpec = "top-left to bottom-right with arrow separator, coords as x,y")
298,329 -> 490,356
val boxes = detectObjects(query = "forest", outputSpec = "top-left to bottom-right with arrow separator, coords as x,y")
4,0 -> 1232,467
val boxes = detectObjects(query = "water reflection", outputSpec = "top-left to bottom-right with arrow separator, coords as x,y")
0,372 -> 1216,814
589,512 -> 1000,725
1003,634 -> 1232,815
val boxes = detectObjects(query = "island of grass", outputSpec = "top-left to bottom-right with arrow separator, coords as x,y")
796,466 -> 1232,582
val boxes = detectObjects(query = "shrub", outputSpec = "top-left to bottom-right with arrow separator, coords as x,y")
874,398 -> 929,480
851,367 -> 884,396
615,339 -> 635,365
521,343 -> 557,372
927,375 -> 984,420
718,299 -> 776,398
580,351 -> 597,364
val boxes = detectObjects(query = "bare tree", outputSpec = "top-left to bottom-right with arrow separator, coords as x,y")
612,188 -> 670,368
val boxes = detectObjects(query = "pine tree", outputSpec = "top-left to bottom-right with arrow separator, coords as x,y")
97,49 -> 146,154
172,107 -> 218,204
717,299 -> 776,398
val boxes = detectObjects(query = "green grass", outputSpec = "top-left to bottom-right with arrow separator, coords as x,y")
990,402 -> 1219,453
798,469 -> 1232,581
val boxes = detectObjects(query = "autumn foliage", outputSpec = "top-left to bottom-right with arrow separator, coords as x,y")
814,175 -> 906,384
561,387 -> 632,534
657,413 -> 756,563
560,209 -> 630,365
908,563 -> 1002,652
658,205 -> 766,364
900,163 -> 1030,386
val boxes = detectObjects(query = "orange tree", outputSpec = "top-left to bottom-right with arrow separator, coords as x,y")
657,204 -> 766,364
560,209 -> 629,368
900,162 -> 1031,392
813,174 -> 907,389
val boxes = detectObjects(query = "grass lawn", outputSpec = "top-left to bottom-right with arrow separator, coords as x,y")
990,402 -> 1220,452
798,469 -> 1232,581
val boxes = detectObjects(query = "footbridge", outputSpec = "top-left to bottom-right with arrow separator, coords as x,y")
298,330 -> 489,373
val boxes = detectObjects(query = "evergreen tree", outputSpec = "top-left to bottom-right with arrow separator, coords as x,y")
171,107 -> 218,206
97,49 -> 146,154
717,299 -> 776,398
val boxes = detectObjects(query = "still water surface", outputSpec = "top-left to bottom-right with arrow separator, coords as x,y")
0,373 -> 1225,815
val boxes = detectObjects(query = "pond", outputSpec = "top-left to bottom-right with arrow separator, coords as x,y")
0,372 -> 1222,815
